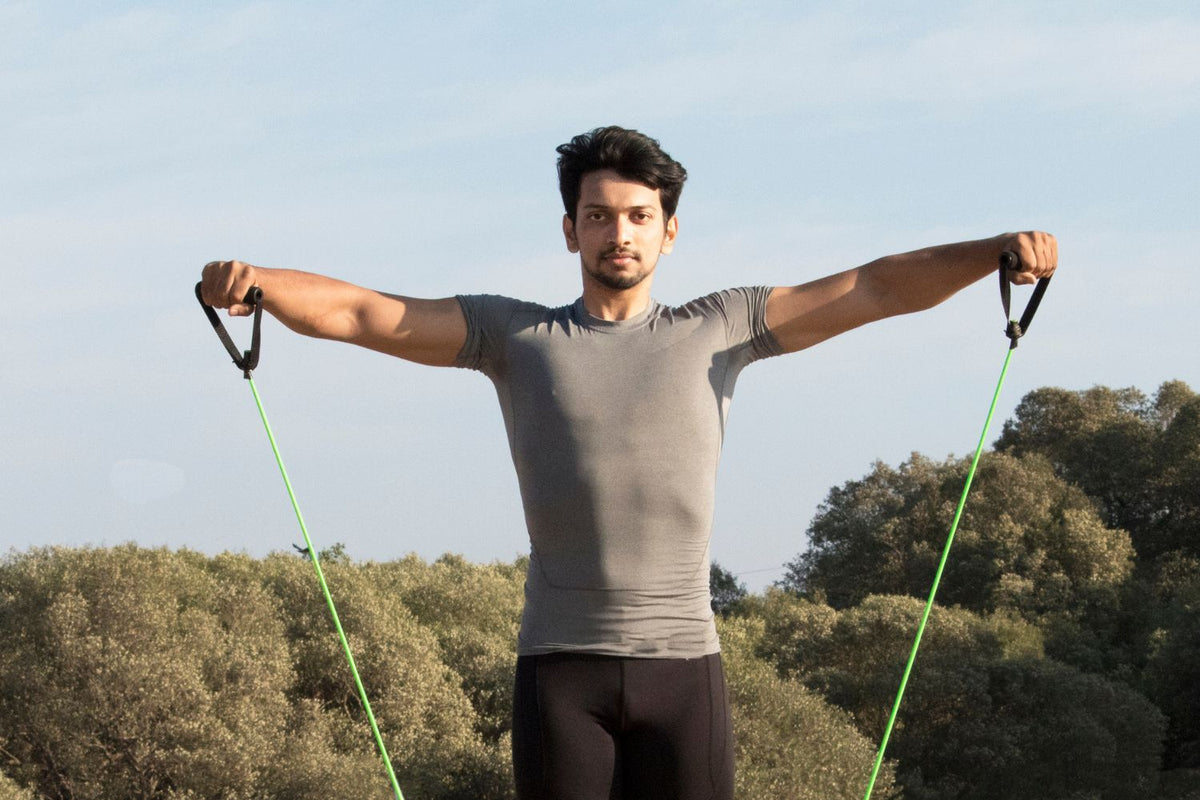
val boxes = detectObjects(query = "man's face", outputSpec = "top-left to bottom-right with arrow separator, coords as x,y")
563,169 -> 678,292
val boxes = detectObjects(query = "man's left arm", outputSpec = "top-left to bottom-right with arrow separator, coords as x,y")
765,231 -> 1057,354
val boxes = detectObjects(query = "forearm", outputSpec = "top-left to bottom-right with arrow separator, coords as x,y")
200,259 -> 468,366
250,267 -> 380,342
200,259 -> 390,341
861,235 -> 1007,317
766,231 -> 1057,353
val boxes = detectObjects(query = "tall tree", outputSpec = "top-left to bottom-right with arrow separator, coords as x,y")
995,381 -> 1200,562
710,561 -> 749,616
780,450 -> 1134,622
1143,556 -> 1200,769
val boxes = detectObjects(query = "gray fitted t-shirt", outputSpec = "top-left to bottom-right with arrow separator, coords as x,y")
455,286 -> 783,657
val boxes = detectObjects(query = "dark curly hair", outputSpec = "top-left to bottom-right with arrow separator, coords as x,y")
556,126 -> 688,223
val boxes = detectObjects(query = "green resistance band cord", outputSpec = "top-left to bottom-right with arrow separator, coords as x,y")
861,254 -> 1050,800
196,284 -> 404,800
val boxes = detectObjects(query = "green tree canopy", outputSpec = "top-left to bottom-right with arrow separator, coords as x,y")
4,546 -> 951,798
717,614 -> 895,799
709,561 -> 749,616
755,592 -> 1165,800
781,451 -> 1135,622
370,553 -> 525,747
995,381 -> 1200,561
256,552 -> 512,798
0,546 -> 510,799
1144,555 -> 1200,769
0,546 -> 300,799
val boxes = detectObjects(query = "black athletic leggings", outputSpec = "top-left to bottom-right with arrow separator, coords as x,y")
512,652 -> 735,800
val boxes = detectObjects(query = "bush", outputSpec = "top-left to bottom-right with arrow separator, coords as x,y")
376,554 -> 524,746
257,552 -> 512,799
718,614 -> 895,799
0,771 -> 35,800
0,547 -> 514,800
0,546 -> 293,799
756,592 -> 1165,800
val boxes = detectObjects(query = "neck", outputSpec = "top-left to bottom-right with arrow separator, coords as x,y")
580,278 -> 654,321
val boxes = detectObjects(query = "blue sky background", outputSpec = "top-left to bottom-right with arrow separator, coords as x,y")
3,1 -> 1197,590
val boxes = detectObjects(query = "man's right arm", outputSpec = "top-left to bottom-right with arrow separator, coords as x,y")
199,260 -> 467,367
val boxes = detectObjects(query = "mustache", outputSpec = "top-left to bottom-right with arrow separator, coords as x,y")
601,247 -> 639,260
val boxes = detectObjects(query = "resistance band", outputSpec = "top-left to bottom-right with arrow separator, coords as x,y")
195,284 -> 405,800
861,253 -> 1051,800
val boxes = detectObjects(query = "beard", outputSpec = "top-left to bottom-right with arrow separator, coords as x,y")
583,249 -> 653,291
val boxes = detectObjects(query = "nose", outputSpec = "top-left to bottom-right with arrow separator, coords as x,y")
609,214 -> 633,245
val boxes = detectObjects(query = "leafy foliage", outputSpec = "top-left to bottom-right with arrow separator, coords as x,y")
995,381 -> 1200,561
718,614 -> 895,799
0,770 -> 36,800
992,380 -> 1200,767
756,592 -> 1165,800
0,546 -> 294,799
709,561 -> 749,616
777,380 -> 1200,784
1,381 -> 1197,796
0,547 -> 510,799
0,547 -> 908,799
377,553 -> 525,747
257,552 -> 512,799
1144,555 -> 1200,770
782,450 -> 1135,622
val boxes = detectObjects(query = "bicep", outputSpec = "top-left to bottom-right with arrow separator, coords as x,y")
765,267 -> 890,353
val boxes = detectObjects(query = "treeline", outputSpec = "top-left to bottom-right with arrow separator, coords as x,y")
761,380 -> 1200,799
1,381 -> 1198,799
0,549 -> 884,799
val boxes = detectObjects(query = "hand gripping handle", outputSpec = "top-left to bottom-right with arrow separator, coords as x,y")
195,283 -> 264,378
998,251 -> 1051,349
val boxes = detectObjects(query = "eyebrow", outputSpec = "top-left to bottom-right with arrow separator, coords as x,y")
581,203 -> 657,212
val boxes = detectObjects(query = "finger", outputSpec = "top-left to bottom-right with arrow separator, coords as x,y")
1043,233 -> 1058,276
209,260 -> 238,308
228,263 -> 254,308
200,261 -> 229,307
1019,233 -> 1039,273
1031,235 -> 1047,275
1002,239 -> 1032,284
224,261 -> 248,307
1010,232 -> 1055,280
1030,233 -> 1056,278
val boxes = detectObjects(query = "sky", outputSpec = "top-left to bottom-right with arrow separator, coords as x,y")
2,1 -> 1197,592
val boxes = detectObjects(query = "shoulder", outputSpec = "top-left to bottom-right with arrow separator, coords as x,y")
672,287 -> 782,359
673,286 -> 774,319
457,294 -> 562,328
457,293 -> 549,314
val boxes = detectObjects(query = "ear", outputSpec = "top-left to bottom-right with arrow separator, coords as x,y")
660,215 -> 679,255
563,214 -> 579,253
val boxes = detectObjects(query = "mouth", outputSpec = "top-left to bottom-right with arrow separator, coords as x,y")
603,250 -> 639,265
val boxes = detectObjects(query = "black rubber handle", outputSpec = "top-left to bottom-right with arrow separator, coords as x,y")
998,251 -> 1051,349
195,283 -> 264,377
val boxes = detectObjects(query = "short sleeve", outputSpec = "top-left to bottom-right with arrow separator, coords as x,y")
689,286 -> 784,365
455,294 -> 542,377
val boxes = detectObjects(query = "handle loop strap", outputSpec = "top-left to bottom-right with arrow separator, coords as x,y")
999,251 -> 1051,349
195,283 -> 263,378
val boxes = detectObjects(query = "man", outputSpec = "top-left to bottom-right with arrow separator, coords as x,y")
200,126 -> 1057,799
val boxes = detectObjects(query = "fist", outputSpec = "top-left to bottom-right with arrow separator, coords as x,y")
1002,232 -> 1057,286
200,260 -> 259,316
